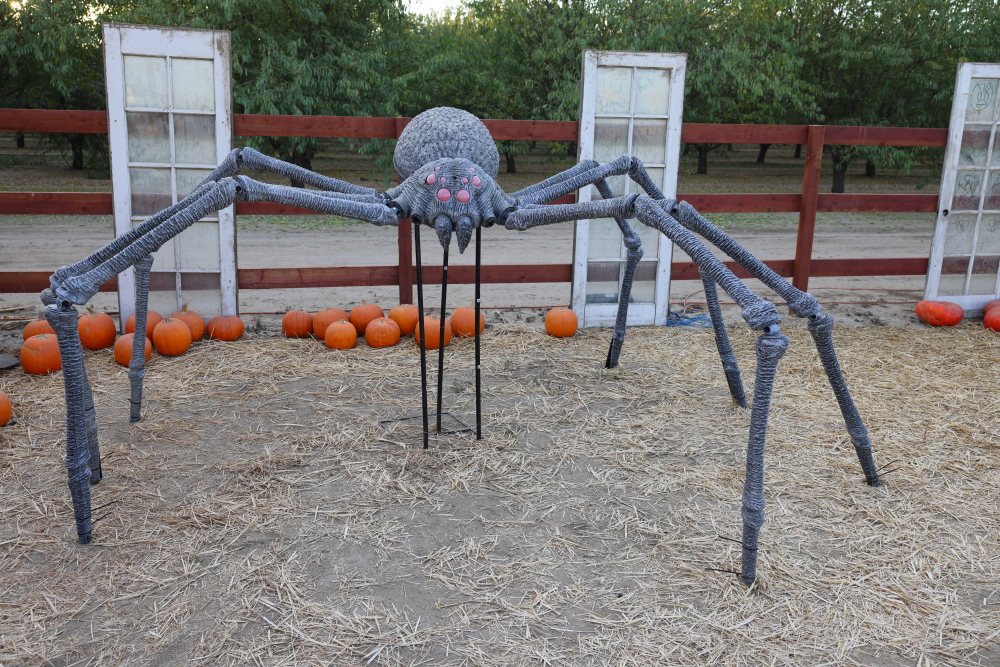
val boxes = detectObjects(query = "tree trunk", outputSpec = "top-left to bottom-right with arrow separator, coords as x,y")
697,144 -> 709,174
70,134 -> 85,170
865,159 -> 876,177
504,150 -> 516,173
756,144 -> 771,163
16,132 -> 25,148
288,148 -> 313,188
566,141 -> 576,158
831,158 -> 848,193
794,144 -> 802,158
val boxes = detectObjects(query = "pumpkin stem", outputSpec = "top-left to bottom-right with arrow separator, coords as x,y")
86,305 -> 97,317
180,303 -> 189,315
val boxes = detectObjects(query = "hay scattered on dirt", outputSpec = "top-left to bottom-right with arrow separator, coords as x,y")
1,320 -> 998,666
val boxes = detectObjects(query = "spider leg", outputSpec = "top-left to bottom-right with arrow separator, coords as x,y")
700,267 -> 747,407
662,200 -> 880,487
45,178 -> 399,543
509,159 -> 599,200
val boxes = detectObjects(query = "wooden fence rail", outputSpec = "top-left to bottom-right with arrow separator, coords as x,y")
0,109 -> 947,302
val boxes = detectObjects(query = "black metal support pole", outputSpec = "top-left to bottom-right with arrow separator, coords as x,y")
414,224 -> 429,449
474,225 -> 482,440
436,243 -> 450,432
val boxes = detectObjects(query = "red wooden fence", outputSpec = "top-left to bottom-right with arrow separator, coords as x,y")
0,109 -> 947,303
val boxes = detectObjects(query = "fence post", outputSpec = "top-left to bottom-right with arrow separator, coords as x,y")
792,125 -> 825,293
395,117 -> 413,304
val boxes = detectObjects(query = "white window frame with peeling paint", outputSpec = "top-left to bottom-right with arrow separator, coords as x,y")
103,22 -> 236,325
924,62 -> 1000,313
572,50 -> 687,328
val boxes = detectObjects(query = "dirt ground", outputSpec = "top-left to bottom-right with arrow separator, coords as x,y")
0,137 -> 943,355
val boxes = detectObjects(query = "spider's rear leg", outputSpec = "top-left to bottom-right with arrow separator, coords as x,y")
700,268 -> 747,407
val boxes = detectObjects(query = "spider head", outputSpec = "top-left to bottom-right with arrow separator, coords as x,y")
386,158 -> 514,253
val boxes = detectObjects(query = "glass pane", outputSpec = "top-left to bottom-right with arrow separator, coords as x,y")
180,273 -> 222,318
133,221 -> 175,270
630,262 -> 658,303
176,168 -> 218,219
171,59 -> 215,111
129,168 -> 172,216
589,218 -> 622,259
594,118 -> 629,164
939,256 -> 969,296
632,119 -> 667,165
591,175 -> 627,199
969,255 -> 999,295
148,273 -> 179,317
993,132 -> 1000,167
586,262 -> 620,304
178,222 -> 220,270
985,170 -> 1000,210
953,170 -> 984,210
596,67 -> 631,115
944,214 -> 977,253
174,115 -> 216,165
966,79 -> 999,123
633,69 -> 670,115
636,219 -> 660,259
124,56 -> 167,109
959,125 -> 991,167
126,113 -> 170,163
976,215 -> 1000,254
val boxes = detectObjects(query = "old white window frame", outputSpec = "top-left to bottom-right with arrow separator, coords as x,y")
924,62 -> 1000,312
103,23 -> 237,324
572,50 -> 687,328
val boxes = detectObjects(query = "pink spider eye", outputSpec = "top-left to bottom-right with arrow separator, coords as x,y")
471,176 -> 482,187
469,168 -> 476,173
456,189 -> 471,203
434,166 -> 440,171
439,177 -> 446,184
462,177 -> 469,184
426,174 -> 436,184
437,188 -> 451,202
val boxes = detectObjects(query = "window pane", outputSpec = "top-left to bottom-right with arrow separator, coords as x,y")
939,256 -> 969,295
632,119 -> 667,164
124,56 -> 167,109
630,262 -> 658,303
171,59 -> 215,111
586,262 -> 620,304
944,214 -> 977,253
953,170 -> 984,210
596,67 -> 631,115
985,170 -> 1000,210
129,168 -> 172,216
133,220 -> 175,270
633,69 -> 670,115
176,168 -> 213,198
977,215 -> 1000,254
126,113 -> 170,164
148,273 -> 179,316
636,218 -> 660,259
181,273 -> 222,318
969,255 -> 999,295
993,132 -> 1000,167
178,222 -> 220,270
966,79 -> 999,123
594,118 -> 629,164
589,218 -> 622,259
174,115 -> 216,165
959,125 -> 991,167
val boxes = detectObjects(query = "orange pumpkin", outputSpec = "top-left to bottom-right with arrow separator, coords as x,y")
984,308 -> 1000,332
152,316 -> 192,356
125,310 -> 163,341
350,303 -> 384,336
451,306 -> 485,338
915,300 -> 964,327
313,308 -> 349,338
21,334 -> 62,374
545,307 -> 578,338
207,315 -> 245,341
78,306 -> 117,350
114,333 -> 152,366
282,310 -> 314,338
984,298 -> 1000,315
0,391 -> 11,427
23,314 -> 55,340
388,304 -> 420,336
324,320 -> 357,349
365,317 -> 401,348
171,304 -> 206,341
414,315 -> 452,349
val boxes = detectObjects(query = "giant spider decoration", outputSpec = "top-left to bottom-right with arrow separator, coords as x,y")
42,107 -> 881,586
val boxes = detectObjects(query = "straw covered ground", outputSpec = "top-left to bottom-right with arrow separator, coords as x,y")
1,320 -> 999,666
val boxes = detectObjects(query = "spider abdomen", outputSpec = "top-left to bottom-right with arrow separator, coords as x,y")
393,107 -> 500,180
